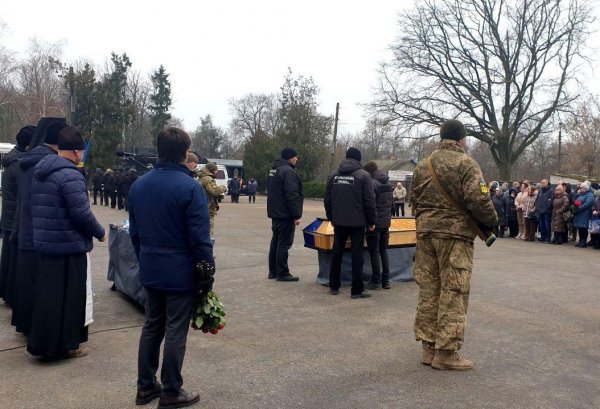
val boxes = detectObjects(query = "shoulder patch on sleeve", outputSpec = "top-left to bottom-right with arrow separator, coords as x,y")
479,178 -> 489,195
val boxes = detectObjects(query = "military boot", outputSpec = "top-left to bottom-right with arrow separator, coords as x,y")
431,350 -> 473,371
421,341 -> 435,366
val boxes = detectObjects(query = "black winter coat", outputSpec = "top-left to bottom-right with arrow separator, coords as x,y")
1,147 -> 25,232
31,155 -> 105,255
92,173 -> 103,190
325,159 -> 376,228
17,145 -> 57,250
492,195 -> 507,226
372,170 -> 393,229
267,159 -> 304,220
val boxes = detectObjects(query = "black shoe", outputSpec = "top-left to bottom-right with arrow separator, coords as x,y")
576,242 -> 587,248
158,390 -> 200,409
351,290 -> 371,299
268,273 -> 276,279
135,383 -> 162,405
366,282 -> 382,290
276,274 -> 299,282
329,288 -> 340,295
382,281 -> 391,289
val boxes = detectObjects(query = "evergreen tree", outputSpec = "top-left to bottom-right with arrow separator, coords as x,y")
149,65 -> 172,141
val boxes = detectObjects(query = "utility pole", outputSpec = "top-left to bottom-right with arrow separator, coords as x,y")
558,122 -> 563,173
330,102 -> 339,172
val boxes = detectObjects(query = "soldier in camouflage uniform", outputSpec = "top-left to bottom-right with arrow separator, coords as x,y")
410,119 -> 497,371
198,162 -> 226,238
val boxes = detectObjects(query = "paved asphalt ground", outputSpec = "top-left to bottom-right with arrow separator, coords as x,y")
0,196 -> 599,409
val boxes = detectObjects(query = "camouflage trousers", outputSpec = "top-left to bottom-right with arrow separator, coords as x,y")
209,215 -> 215,238
413,237 -> 474,351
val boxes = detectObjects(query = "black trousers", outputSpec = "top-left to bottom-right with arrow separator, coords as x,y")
268,218 -> 295,277
578,227 -> 589,244
138,288 -> 196,397
366,228 -> 390,284
394,202 -> 405,217
104,190 -> 110,206
93,188 -> 102,205
110,191 -> 117,208
508,220 -> 519,237
329,226 -> 365,295
248,193 -> 256,203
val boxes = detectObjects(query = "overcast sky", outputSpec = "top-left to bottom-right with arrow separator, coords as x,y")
1,0 -> 410,135
2,1 -> 599,137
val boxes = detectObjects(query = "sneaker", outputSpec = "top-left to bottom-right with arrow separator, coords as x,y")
431,350 -> 473,371
350,290 -> 371,299
66,347 -> 89,359
276,274 -> 299,282
157,390 -> 200,409
136,383 -> 163,405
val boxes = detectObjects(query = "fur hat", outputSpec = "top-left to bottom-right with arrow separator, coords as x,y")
440,119 -> 467,141
281,147 -> 298,160
363,161 -> 378,174
346,147 -> 362,162
16,126 -> 36,148
205,162 -> 218,174
58,126 -> 85,150
581,180 -> 591,191
45,122 -> 68,145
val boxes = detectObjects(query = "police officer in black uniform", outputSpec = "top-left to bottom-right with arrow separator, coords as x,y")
267,148 -> 304,282
325,147 -> 376,299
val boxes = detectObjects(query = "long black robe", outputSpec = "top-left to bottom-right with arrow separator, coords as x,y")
27,253 -> 88,359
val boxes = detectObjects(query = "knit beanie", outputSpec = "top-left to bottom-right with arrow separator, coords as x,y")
363,161 -> 378,174
281,147 -> 298,160
46,122 -> 68,145
58,126 -> 85,150
346,147 -> 362,162
16,126 -> 36,148
440,119 -> 467,141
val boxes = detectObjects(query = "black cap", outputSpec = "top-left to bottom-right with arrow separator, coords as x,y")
440,119 -> 467,141
281,147 -> 298,160
346,147 -> 362,162
58,126 -> 85,150
45,122 -> 68,145
29,117 -> 67,148
16,126 -> 36,148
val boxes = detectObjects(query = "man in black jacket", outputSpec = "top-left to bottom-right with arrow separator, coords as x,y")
267,148 -> 304,282
325,147 -> 376,299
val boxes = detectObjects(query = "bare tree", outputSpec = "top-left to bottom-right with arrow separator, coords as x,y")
229,93 -> 280,141
562,97 -> 600,178
17,39 -> 66,120
371,0 -> 593,179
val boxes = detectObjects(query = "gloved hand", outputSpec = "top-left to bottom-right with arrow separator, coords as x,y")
198,277 -> 214,294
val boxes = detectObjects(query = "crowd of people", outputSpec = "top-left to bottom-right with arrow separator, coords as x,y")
490,179 -> 600,248
90,167 -> 138,211
0,118 -> 105,363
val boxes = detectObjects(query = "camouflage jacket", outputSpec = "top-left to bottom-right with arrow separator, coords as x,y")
198,168 -> 223,216
410,139 -> 498,241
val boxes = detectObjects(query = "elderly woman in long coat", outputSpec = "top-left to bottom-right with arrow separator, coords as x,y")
551,185 -> 569,244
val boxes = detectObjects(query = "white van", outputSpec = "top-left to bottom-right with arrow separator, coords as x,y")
0,142 -> 16,192
197,163 -> 229,202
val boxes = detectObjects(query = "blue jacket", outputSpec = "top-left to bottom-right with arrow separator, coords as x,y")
248,179 -> 257,194
128,161 -> 214,292
573,190 -> 595,228
17,145 -> 58,250
31,155 -> 105,254
229,177 -> 240,194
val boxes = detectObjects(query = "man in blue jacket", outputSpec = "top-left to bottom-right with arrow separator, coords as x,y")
28,126 -> 106,360
129,127 -> 214,409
